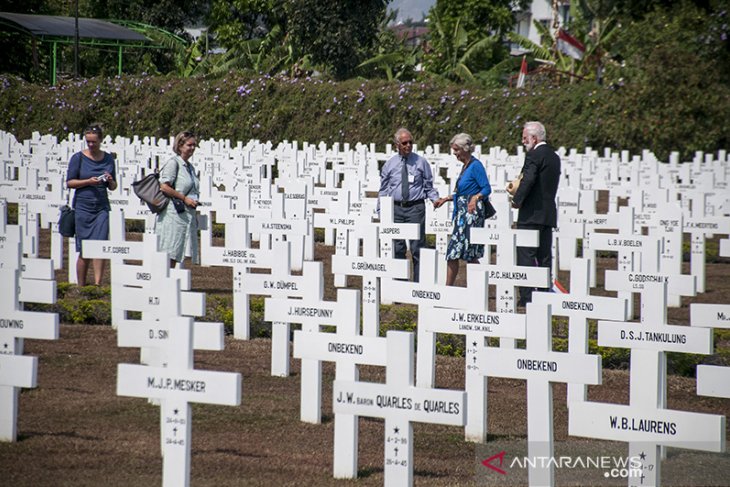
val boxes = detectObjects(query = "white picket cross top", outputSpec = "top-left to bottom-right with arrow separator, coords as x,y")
682,215 -> 730,293
332,331 -> 465,487
112,246 -> 223,355
117,314 -> 241,487
470,230 -> 549,349
374,196 -> 420,286
312,190 -> 372,287
479,302 -> 602,487
533,257 -> 628,405
201,217 -> 280,340
255,191 -> 309,272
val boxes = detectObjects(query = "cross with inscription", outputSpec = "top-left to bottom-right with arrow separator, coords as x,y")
381,248 -> 481,388
603,238 -> 696,320
418,263 -> 526,443
690,302 -> 730,400
332,331 -> 465,487
582,206 -> 636,288
114,249 -> 225,366
424,188 -> 453,284
646,206 -> 686,306
80,209 -> 153,326
331,225 -> 409,337
68,206 -> 130,283
247,250 -> 320,377
291,289 -> 387,478
470,230 -> 550,348
571,281 -> 725,487
478,303 -> 602,486
585,206 -> 665,316
265,267 -> 350,422
682,214 -> 730,293
201,216 -> 278,339
117,314 -> 241,487
254,191 -> 309,272
533,257 -> 628,405
0,231 -> 59,442
312,190 -> 373,288
373,197 -> 420,286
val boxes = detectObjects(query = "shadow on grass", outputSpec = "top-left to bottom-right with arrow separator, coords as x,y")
207,447 -> 268,459
414,468 -> 450,479
19,430 -> 100,442
356,465 -> 383,478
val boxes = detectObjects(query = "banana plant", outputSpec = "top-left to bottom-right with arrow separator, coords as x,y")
425,12 -> 502,82
507,15 -> 619,82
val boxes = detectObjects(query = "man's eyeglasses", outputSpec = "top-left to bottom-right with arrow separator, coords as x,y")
400,140 -> 413,146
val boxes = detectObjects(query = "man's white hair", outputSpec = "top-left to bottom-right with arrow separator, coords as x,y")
524,121 -> 546,142
394,127 -> 412,145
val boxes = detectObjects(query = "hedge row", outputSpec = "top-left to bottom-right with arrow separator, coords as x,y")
1,72 -> 728,161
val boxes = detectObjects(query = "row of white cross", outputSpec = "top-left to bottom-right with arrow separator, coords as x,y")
1,130 -> 730,487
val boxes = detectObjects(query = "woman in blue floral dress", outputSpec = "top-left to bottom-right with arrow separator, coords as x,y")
434,133 -> 492,285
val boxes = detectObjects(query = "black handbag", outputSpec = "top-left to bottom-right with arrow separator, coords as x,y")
132,171 -> 169,214
484,199 -> 497,219
58,205 -> 75,237
171,197 -> 186,214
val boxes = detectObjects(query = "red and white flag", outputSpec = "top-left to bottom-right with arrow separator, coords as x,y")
516,55 -> 527,88
552,278 -> 568,294
556,29 -> 585,60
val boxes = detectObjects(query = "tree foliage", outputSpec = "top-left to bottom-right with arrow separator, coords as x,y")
285,0 -> 389,79
86,0 -> 208,34
424,0 -> 527,78
208,0 -> 286,52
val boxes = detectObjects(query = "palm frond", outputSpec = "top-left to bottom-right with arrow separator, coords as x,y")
507,32 -> 552,60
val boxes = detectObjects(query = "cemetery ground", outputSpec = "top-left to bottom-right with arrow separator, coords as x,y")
2,228 -> 730,486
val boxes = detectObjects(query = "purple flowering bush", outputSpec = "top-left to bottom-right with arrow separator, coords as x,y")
0,63 -> 727,159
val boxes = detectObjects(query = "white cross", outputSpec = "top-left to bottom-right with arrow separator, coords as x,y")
533,257 -> 628,405
571,281 -> 724,487
479,302 -> 601,486
331,225 -> 409,337
117,309 -> 241,487
332,331 -> 465,486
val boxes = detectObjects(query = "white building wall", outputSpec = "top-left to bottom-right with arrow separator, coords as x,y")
512,0 -> 570,54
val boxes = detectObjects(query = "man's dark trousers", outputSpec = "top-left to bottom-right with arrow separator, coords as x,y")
393,202 -> 426,282
516,222 -> 553,305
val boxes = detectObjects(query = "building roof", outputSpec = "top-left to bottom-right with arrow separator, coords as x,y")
0,12 -> 148,42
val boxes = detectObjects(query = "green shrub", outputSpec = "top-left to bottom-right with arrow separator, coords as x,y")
2,59 -> 728,160
436,334 -> 465,357
125,220 -> 145,233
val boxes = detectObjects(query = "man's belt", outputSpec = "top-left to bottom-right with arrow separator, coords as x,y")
394,199 -> 425,208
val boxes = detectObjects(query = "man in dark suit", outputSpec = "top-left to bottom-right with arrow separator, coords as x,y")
511,121 -> 561,306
